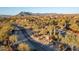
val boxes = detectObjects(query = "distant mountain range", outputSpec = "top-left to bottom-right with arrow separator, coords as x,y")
0,15 -> 11,18
16,12 -> 79,16
17,11 -> 58,16
0,11 -> 79,17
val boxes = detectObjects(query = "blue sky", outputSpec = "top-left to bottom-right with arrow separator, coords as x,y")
0,7 -> 79,15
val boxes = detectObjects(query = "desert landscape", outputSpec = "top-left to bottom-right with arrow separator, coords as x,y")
0,8 -> 79,51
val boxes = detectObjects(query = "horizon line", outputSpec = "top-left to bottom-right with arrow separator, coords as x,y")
1,12 -> 79,15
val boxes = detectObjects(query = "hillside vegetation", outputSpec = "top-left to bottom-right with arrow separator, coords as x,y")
0,14 -> 79,51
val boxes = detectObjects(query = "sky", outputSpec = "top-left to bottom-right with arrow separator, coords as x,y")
0,7 -> 79,15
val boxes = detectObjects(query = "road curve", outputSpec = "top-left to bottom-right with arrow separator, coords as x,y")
12,24 -> 55,51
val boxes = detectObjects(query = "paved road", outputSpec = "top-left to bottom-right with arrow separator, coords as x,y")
12,24 -> 55,51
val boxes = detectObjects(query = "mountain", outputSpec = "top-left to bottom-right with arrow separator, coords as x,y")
17,12 -> 33,16
16,11 -> 79,16
16,11 -> 58,16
